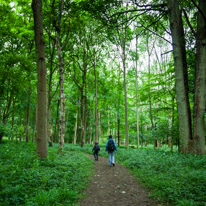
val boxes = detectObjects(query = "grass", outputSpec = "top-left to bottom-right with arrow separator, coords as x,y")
66,143 -> 206,206
1,141 -> 206,206
116,149 -> 206,206
0,141 -> 93,206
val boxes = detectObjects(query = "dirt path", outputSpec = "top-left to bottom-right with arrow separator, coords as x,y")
80,155 -> 156,206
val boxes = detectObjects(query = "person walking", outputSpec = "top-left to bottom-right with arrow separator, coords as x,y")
92,142 -> 100,161
105,135 -> 117,166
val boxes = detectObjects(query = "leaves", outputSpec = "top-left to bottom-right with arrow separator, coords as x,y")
115,148 -> 206,206
0,141 -> 93,205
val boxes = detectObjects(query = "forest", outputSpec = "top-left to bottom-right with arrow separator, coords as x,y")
0,0 -> 206,205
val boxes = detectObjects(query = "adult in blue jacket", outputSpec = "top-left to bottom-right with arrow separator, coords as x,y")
105,135 -> 117,166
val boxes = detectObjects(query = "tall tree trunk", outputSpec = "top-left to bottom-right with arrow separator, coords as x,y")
167,0 -> 192,153
135,37 -> 140,149
170,96 -> 175,152
84,79 -> 87,143
32,0 -> 48,158
117,69 -> 121,147
54,100 -> 60,143
11,97 -> 15,141
47,39 -> 55,147
57,31 -> 65,150
26,87 -> 31,142
32,105 -> 37,143
98,111 -> 101,143
3,91 -> 13,125
146,35 -> 154,129
122,38 -> 129,147
89,127 -> 92,144
80,89 -> 85,147
94,57 -> 98,143
144,125 -> 148,147
146,35 -> 156,149
52,0 -> 65,149
65,96 -> 70,138
193,0 -> 206,154
80,68 -> 87,147
117,116 -> 120,146
74,109 -> 78,144
1,91 -> 12,141
48,97 -> 53,147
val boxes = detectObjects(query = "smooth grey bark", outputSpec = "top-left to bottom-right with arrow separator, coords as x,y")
32,105 -> 37,143
32,0 -> 48,158
54,99 -> 60,143
122,38 -> 129,147
52,0 -> 71,149
135,37 -> 140,149
80,69 -> 87,147
107,108 -> 110,136
193,0 -> 206,154
115,1 -> 129,147
146,35 -> 154,129
55,0 -> 65,150
73,109 -> 78,144
47,38 -> 56,147
98,111 -> 101,143
11,97 -> 15,141
146,35 -> 157,149
117,69 -> 121,147
73,57 -> 88,147
167,0 -> 192,153
93,53 -> 98,143
26,87 -> 31,142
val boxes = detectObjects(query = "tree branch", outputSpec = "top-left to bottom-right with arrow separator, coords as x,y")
161,50 -> 173,56
191,0 -> 206,23
138,13 -> 172,45
62,15 -> 71,51
182,9 -> 197,38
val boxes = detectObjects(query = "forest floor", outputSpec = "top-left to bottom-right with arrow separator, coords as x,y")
80,154 -> 157,206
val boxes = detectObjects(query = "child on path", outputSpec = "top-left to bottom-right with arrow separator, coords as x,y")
105,135 -> 117,166
92,142 -> 100,161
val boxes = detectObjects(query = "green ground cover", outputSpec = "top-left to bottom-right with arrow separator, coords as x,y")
0,141 -> 93,206
1,142 -> 205,206
66,144 -> 206,206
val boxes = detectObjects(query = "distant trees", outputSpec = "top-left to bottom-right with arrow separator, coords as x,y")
0,0 -> 205,155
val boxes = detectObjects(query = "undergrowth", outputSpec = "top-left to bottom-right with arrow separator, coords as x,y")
0,141 -> 93,206
117,149 -> 206,206
1,141 -> 205,206
66,143 -> 206,206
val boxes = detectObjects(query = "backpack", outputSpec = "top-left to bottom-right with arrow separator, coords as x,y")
94,145 -> 100,152
107,140 -> 115,151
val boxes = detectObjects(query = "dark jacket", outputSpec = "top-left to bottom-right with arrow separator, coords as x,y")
105,138 -> 117,152
92,144 -> 100,153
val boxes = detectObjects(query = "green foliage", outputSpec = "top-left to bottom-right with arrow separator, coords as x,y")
0,124 -> 9,138
68,144 -> 206,206
0,141 -> 93,206
115,148 -> 206,206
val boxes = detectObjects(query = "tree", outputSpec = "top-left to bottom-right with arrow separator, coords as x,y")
192,0 -> 206,154
168,0 -> 206,154
135,36 -> 140,148
32,0 -> 48,158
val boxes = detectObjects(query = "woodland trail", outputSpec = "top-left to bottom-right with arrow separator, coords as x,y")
80,154 -> 157,206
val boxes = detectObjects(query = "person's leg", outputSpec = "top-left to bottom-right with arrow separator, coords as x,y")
95,152 -> 98,160
112,151 -> 115,166
108,152 -> 112,166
